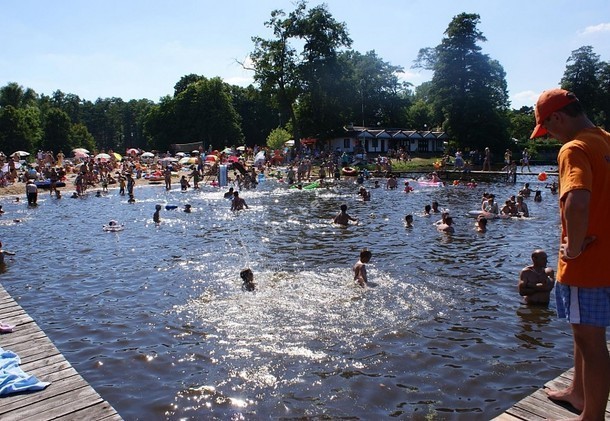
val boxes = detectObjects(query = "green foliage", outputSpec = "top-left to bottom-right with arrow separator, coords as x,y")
561,45 -> 610,129
0,82 -> 37,108
406,99 -> 433,130
508,106 -> 535,142
0,105 -> 42,154
250,1 -> 353,146
69,123 -> 96,153
266,127 -> 292,150
41,108 -> 72,153
231,84 -> 282,146
145,77 -> 244,151
414,13 -> 510,152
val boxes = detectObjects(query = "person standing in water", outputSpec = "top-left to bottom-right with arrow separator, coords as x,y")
333,204 -> 358,226
518,249 -> 555,305
353,248 -> 372,288
153,204 -> 162,224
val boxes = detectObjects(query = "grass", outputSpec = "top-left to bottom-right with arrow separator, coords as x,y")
365,157 -> 440,172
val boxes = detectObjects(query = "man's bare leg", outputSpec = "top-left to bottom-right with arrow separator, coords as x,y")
546,339 -> 584,412
547,324 -> 609,419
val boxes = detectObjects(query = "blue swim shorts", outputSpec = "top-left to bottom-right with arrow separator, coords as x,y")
555,283 -> 610,327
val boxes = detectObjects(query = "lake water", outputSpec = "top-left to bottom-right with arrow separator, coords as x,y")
0,167 -> 573,420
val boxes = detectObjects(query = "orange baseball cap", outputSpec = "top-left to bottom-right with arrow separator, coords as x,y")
530,88 -> 579,138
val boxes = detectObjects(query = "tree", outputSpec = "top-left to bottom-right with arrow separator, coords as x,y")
338,50 -> 412,129
507,106 -> 535,142
146,77 -> 244,151
406,99 -> 434,130
597,61 -> 610,129
0,105 -> 42,153
0,82 -> 37,108
414,13 -> 510,153
560,46 -> 600,112
230,84 -> 278,146
145,96 -> 178,152
69,123 -> 96,153
174,77 -> 243,149
249,1 -> 352,147
560,46 -> 610,128
41,108 -> 72,153
266,127 -> 292,150
291,3 -> 352,138
174,74 -> 205,97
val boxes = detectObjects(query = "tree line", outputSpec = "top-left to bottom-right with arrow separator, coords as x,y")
1,1 -> 609,159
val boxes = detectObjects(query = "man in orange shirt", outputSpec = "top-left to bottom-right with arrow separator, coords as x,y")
531,88 -> 610,420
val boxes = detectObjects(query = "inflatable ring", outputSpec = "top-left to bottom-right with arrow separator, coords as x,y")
341,167 -> 358,176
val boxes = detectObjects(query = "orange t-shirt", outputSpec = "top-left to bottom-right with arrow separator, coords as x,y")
557,127 -> 610,287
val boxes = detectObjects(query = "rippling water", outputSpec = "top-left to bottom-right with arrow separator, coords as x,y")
0,167 -> 573,420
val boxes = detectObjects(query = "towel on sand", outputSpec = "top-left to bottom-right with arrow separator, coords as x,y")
0,346 -> 50,396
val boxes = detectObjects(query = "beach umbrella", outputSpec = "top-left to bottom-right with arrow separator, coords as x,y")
2,162 -> 22,172
179,157 -> 197,165
191,150 -> 200,155
205,155 -> 218,162
126,148 -> 139,155
112,152 -> 122,161
175,152 -> 186,157
12,151 -> 30,157
74,151 -> 89,159
222,147 -> 234,155
284,140 -> 295,147
73,148 -> 90,154
141,152 -> 155,158
160,157 -> 178,163
95,153 -> 112,161
254,150 -> 266,164
236,146 -> 246,151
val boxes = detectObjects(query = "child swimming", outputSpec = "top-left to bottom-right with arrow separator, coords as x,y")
353,248 -> 372,288
240,268 -> 256,291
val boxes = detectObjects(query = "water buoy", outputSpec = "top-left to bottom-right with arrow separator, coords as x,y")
538,172 -> 547,182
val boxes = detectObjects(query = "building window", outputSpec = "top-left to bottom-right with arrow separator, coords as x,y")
343,138 -> 350,148
418,139 -> 428,152
372,139 -> 379,149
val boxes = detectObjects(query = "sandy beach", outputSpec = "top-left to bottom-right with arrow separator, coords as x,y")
0,173 -> 179,199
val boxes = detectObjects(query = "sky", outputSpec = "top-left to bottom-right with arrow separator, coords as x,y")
2,0 -> 610,110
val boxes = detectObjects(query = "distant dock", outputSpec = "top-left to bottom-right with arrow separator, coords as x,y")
0,284 -> 122,421
373,169 -> 558,184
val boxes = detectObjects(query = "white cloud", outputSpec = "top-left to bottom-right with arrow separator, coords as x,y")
511,90 -> 539,109
579,23 -> 610,36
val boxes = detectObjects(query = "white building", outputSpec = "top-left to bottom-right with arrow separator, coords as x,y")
324,125 -> 448,154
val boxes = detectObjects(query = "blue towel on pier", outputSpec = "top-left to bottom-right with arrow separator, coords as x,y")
0,346 -> 50,396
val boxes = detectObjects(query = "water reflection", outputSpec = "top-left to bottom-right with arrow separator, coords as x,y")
515,306 -> 556,349
0,169 -> 575,419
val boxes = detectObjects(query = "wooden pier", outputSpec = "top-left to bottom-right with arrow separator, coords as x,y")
493,344 -> 610,420
0,284 -> 122,421
384,169 -> 559,184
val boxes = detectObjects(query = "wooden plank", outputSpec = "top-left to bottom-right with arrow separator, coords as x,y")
495,343 -> 610,420
0,283 -> 122,420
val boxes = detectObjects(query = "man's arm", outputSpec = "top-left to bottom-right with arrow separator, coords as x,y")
518,269 -> 536,296
561,189 -> 591,259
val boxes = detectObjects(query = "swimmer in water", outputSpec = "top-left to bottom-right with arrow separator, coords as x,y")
475,216 -> 487,233
405,214 -> 414,228
437,216 -> 455,234
333,204 -> 358,226
240,268 -> 256,291
153,204 -> 162,224
353,248 -> 372,288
